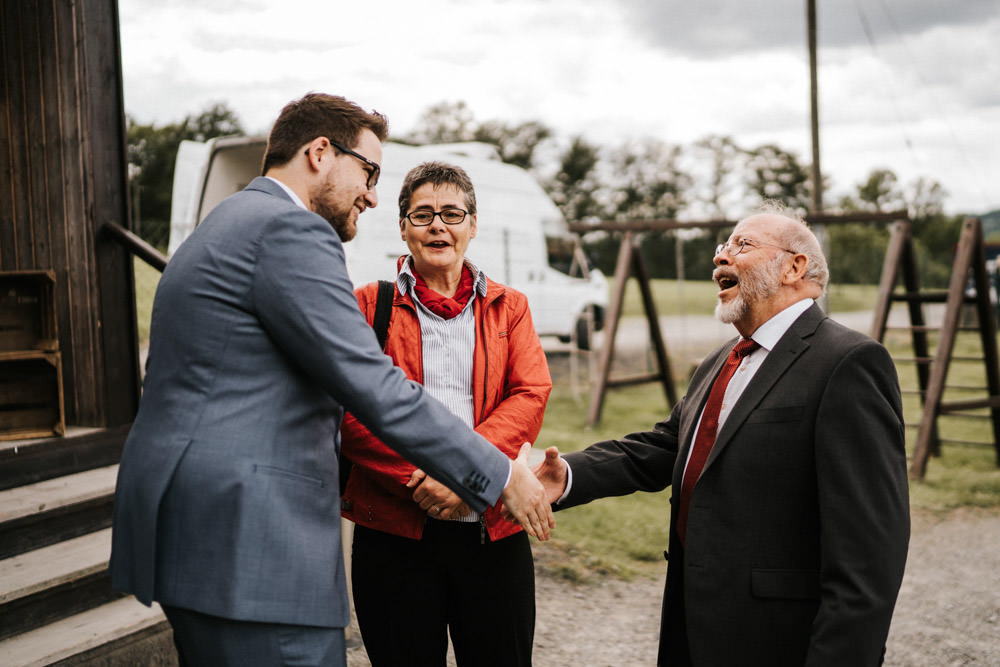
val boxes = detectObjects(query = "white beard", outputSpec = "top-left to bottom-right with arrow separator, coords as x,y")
715,294 -> 748,324
714,254 -> 785,325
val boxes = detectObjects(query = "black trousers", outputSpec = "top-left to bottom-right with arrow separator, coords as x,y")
162,605 -> 346,667
351,519 -> 535,667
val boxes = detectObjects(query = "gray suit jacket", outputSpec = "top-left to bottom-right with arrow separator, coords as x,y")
110,177 -> 510,627
563,304 -> 909,666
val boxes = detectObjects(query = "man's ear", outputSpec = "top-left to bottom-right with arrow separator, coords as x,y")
470,215 -> 477,238
399,220 -> 406,241
783,253 -> 809,285
304,137 -> 329,173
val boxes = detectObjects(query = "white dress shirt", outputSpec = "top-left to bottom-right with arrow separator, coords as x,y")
681,297 -> 814,473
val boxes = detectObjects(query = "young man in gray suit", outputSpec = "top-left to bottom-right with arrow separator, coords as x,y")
534,204 -> 910,666
110,93 -> 553,666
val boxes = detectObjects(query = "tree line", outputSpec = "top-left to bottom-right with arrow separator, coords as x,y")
127,101 -> 966,287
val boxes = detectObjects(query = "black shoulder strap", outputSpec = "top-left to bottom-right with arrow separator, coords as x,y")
343,279 -> 395,497
372,279 -> 394,351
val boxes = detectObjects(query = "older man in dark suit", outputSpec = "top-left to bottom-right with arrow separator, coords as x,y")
535,204 -> 909,666
110,93 -> 552,667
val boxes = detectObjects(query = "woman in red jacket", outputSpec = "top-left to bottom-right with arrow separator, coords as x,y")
340,161 -> 552,666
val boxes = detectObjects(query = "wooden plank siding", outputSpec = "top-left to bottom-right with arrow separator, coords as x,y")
0,0 -> 139,429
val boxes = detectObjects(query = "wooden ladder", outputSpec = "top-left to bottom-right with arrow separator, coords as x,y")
587,231 -> 676,426
871,217 -> 1000,479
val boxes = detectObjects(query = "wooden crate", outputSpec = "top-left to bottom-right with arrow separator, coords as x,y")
0,270 -> 58,353
0,351 -> 65,441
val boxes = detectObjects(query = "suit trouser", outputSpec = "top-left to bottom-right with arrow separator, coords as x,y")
351,519 -> 535,667
162,604 -> 346,667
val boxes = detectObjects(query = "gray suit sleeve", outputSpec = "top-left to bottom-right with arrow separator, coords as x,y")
250,208 -> 509,511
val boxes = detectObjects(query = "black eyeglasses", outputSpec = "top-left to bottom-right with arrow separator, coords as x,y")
404,208 -> 470,226
305,139 -> 380,190
715,237 -> 795,257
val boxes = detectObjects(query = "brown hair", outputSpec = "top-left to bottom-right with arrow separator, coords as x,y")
261,93 -> 388,175
397,161 -> 477,220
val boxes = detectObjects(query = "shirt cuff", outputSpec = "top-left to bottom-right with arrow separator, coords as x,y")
556,457 -> 573,504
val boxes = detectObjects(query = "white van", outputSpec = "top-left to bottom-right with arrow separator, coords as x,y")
168,138 -> 607,348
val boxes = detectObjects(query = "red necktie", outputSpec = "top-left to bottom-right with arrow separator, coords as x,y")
677,338 -> 760,544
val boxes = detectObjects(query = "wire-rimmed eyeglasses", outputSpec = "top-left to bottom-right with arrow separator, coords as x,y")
404,208 -> 470,226
715,237 -> 796,257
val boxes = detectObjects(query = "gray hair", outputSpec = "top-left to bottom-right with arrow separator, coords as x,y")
755,200 -> 829,293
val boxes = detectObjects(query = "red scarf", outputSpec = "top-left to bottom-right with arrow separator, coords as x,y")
412,265 -> 475,319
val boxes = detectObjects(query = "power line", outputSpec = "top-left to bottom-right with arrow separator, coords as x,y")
857,0 -> 991,208
852,1 -> 920,164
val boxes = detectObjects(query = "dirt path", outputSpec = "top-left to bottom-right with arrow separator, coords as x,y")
347,507 -> 1000,666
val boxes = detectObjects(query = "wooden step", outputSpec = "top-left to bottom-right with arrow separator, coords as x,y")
0,465 -> 117,559
0,596 -> 171,667
0,425 -> 128,491
0,528 -> 119,640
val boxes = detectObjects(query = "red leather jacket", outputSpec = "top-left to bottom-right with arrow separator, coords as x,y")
340,269 -> 552,542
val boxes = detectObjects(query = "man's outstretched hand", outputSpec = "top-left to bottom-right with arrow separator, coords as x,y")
532,446 -> 568,504
500,443 -> 555,541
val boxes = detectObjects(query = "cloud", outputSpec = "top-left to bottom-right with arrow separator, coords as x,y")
621,0 -> 999,54
118,0 -> 1000,213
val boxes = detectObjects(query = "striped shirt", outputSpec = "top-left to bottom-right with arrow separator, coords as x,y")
397,259 -> 489,523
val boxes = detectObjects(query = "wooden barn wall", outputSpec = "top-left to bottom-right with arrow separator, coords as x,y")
1,0 -> 140,427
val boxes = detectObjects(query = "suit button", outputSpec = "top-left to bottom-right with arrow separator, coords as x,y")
463,473 -> 488,494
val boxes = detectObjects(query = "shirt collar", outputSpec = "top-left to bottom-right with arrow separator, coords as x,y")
265,176 -> 307,210
398,257 -> 488,298
748,298 -> 814,351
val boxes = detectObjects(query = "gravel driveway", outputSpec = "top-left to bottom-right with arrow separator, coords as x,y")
346,507 -> 1000,666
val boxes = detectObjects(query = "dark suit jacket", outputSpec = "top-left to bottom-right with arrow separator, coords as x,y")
110,177 -> 511,628
563,303 -> 909,666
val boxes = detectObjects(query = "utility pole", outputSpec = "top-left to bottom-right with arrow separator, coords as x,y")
808,0 -> 823,213
807,0 -> 830,310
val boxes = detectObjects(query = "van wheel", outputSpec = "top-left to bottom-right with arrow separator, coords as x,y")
575,309 -> 593,351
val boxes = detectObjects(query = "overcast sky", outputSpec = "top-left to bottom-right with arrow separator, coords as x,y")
119,0 -> 999,215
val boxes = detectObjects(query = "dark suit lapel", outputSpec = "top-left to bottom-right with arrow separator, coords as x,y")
703,303 -> 825,471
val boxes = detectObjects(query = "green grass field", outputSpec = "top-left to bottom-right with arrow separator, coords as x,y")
133,264 -> 1000,579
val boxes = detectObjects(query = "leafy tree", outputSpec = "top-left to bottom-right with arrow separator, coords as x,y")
473,120 -> 551,170
127,102 -> 244,249
905,178 -> 962,288
400,101 -> 966,289
743,143 -> 811,211
691,134 -> 745,218
546,135 -> 605,224
604,139 -> 690,222
403,101 -> 476,144
826,223 -> 888,284
856,168 -> 905,212
832,169 -> 960,286
601,139 -> 693,279
908,177 -> 947,220
403,101 -> 553,170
